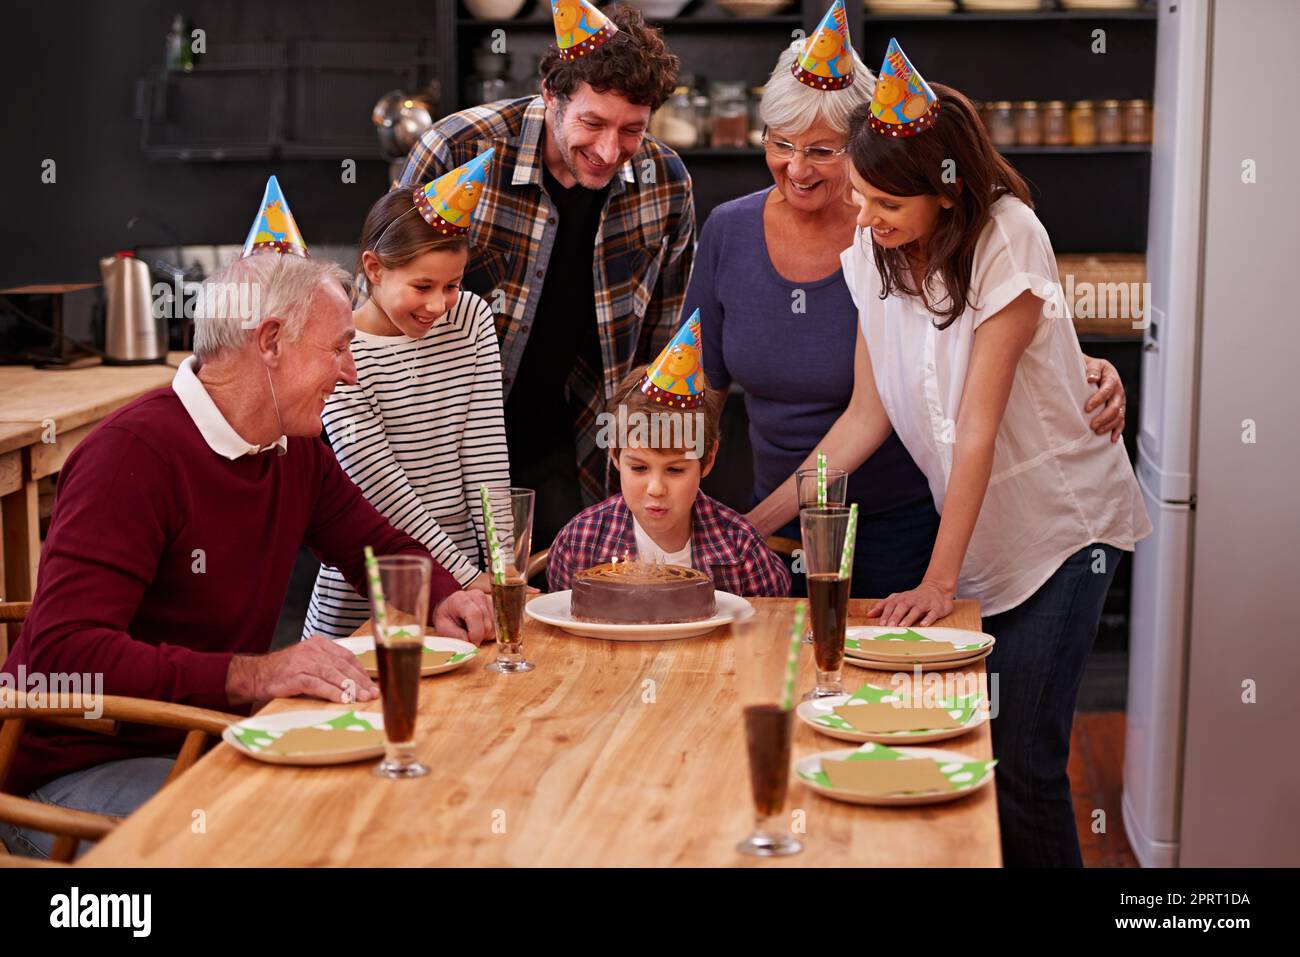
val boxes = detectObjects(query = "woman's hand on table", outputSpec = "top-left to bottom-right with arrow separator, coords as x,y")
868,581 -> 955,628
435,589 -> 495,645
225,636 -> 379,707
1082,355 -> 1126,443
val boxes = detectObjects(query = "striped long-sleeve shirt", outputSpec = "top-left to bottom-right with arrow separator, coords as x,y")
304,291 -> 510,638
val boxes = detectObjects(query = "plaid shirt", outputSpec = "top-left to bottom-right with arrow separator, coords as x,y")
398,96 -> 696,506
547,491 -> 791,598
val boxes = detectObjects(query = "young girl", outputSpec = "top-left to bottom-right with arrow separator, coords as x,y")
756,41 -> 1151,866
305,150 -> 510,638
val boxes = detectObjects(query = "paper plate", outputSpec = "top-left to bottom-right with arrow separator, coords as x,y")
843,645 -> 992,672
845,625 -> 995,663
223,708 -> 388,766
796,684 -> 987,745
525,590 -> 752,641
796,742 -> 996,806
337,633 -> 477,677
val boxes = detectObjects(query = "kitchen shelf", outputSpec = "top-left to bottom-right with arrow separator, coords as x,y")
457,16 -> 803,28
861,11 -> 1156,22
999,143 -> 1152,153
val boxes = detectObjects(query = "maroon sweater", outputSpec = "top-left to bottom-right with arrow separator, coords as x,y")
2,387 -> 461,795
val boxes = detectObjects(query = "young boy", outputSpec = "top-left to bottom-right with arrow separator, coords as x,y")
547,315 -> 790,597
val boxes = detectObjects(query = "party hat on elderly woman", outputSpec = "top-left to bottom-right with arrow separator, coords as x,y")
413,148 -> 494,236
868,38 -> 940,138
551,0 -> 618,61
640,310 -> 705,410
792,0 -> 854,91
241,175 -> 308,258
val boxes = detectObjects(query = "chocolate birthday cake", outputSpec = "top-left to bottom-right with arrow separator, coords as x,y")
571,561 -> 717,624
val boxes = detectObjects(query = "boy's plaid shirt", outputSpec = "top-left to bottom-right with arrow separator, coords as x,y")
546,492 -> 792,598
398,96 -> 697,506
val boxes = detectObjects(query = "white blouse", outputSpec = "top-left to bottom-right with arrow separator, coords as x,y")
842,195 -> 1151,616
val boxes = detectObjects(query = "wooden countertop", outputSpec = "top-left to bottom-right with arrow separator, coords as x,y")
0,354 -> 187,433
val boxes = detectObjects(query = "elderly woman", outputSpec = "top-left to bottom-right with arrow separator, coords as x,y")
688,37 -> 1127,597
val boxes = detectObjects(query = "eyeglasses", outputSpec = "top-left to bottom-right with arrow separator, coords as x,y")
760,128 -> 848,165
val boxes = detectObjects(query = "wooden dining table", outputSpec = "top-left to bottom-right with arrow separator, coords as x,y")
82,597 -> 1000,867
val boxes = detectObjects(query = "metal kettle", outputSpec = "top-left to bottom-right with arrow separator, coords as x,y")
99,251 -> 166,364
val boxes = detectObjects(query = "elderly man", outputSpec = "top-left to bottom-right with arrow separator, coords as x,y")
0,247 -> 493,858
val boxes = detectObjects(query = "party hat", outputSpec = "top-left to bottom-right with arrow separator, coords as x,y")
241,175 -> 308,258
412,149 -> 494,236
641,310 -> 705,410
552,0 -> 618,61
791,0 -> 854,91
868,38 -> 940,138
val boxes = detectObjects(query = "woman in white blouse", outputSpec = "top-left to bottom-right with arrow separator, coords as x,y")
754,70 -> 1151,865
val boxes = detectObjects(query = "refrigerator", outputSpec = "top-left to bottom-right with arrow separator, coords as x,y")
1124,0 -> 1300,867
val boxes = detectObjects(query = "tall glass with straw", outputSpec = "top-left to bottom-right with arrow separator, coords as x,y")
799,503 -> 857,699
480,484 -> 536,674
733,601 -> 805,857
365,545 -> 431,779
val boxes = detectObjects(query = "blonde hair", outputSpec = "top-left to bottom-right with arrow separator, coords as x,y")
759,39 -> 876,137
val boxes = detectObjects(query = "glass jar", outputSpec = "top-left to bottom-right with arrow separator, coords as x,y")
1016,100 -> 1042,146
692,89 -> 711,145
1097,99 -> 1124,145
1123,99 -> 1152,144
1042,100 -> 1070,146
656,86 -> 698,149
987,100 -> 1016,148
709,80 -> 749,149
748,86 -> 766,148
1070,100 -> 1097,147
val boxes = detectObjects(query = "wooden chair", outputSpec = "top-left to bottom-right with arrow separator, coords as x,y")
0,601 -> 32,665
522,535 -> 801,583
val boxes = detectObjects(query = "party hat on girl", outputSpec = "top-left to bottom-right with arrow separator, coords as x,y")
241,175 -> 308,258
792,0 -> 854,91
868,38 -> 940,138
413,149 -> 494,236
641,310 -> 705,410
552,0 -> 618,61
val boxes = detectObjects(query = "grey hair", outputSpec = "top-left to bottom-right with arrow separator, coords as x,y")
192,253 -> 351,362
759,39 -> 876,138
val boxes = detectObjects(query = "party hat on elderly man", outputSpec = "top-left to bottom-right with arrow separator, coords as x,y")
551,0 -> 618,61
868,38 -> 940,138
241,175 -> 308,258
413,148 -> 494,236
640,310 -> 705,410
792,0 -> 854,91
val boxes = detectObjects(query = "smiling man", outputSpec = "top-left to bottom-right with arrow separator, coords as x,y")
397,3 -> 695,549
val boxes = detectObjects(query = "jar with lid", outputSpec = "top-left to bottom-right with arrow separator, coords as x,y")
1123,99 -> 1151,144
709,80 -> 749,149
987,100 -> 1016,148
1016,100 -> 1042,146
1070,100 -> 1097,147
655,86 -> 698,149
748,86 -> 766,148
1042,100 -> 1070,146
1097,99 -> 1124,145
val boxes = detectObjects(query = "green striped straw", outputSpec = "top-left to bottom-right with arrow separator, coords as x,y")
479,484 -> 505,585
838,502 -> 859,580
363,545 -> 389,638
816,450 -> 827,506
779,600 -> 808,712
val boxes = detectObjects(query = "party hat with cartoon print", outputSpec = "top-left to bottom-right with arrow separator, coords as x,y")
640,310 -> 705,410
792,0 -> 854,91
413,148 -> 494,236
868,38 -> 940,138
241,175 -> 308,258
552,0 -> 618,61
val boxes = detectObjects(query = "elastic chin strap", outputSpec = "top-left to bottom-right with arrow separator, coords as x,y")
264,364 -> 286,443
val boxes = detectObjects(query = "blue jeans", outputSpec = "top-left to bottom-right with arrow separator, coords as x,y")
0,756 -> 175,859
777,494 -> 941,598
983,543 -> 1121,868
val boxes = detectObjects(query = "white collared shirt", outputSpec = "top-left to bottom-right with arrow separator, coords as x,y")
171,355 -> 287,460
632,514 -> 693,568
842,195 -> 1151,615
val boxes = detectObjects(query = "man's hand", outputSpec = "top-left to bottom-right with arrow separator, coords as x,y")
1082,356 -> 1126,443
225,636 -> 379,707
433,589 -> 495,646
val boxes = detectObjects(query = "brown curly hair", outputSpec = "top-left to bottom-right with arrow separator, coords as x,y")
539,4 -> 679,111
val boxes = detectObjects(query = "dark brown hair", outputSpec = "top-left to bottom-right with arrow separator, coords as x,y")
539,4 -> 679,110
846,82 -> 1033,329
606,364 -> 724,462
357,187 -> 469,276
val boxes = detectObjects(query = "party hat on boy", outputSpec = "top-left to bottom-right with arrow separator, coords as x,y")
792,0 -> 854,91
868,38 -> 940,138
413,149 -> 494,236
551,0 -> 618,61
640,310 -> 705,410
241,175 -> 308,258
